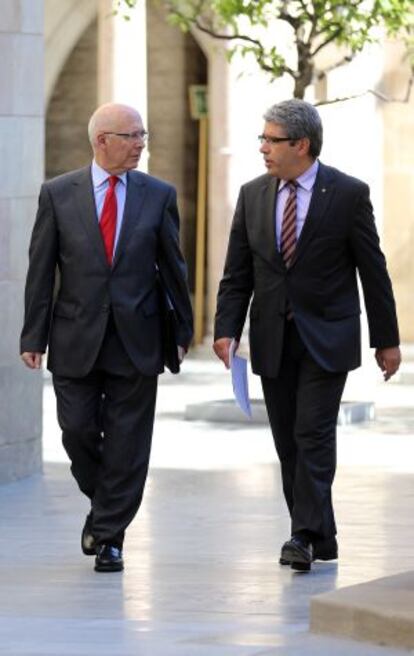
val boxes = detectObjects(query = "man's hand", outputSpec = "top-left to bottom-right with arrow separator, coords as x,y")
21,352 -> 43,369
213,337 -> 238,369
375,346 -> 401,381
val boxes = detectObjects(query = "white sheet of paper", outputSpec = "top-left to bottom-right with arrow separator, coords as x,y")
229,340 -> 252,418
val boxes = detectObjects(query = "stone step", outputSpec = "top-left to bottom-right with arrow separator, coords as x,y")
310,571 -> 414,650
401,343 -> 414,362
185,399 -> 374,425
398,371 -> 414,385
392,361 -> 414,385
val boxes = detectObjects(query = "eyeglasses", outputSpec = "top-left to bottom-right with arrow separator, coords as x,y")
258,135 -> 298,145
103,130 -> 149,142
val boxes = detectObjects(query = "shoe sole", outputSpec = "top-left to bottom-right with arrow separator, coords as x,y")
94,563 -> 124,572
291,559 -> 311,572
313,547 -> 338,561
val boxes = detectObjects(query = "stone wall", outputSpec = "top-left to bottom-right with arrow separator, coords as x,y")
46,19 -> 98,179
44,0 -> 97,105
0,0 -> 44,483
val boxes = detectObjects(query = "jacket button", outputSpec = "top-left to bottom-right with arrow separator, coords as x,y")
101,304 -> 110,313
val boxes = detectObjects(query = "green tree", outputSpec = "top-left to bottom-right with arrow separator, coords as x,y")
117,0 -> 413,103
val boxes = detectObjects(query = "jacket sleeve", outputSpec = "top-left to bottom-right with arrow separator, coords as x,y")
349,183 -> 399,348
157,187 -> 193,349
20,184 -> 58,353
214,186 -> 254,341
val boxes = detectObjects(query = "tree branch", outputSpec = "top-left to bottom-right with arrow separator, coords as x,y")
189,16 -> 297,78
315,74 -> 414,106
297,0 -> 313,20
279,12 -> 300,29
311,27 -> 344,57
317,53 -> 355,76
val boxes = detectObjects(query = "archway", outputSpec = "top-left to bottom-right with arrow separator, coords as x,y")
46,19 -> 98,179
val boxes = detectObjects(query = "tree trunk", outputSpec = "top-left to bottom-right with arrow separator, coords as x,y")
295,40 -> 314,99
293,78 -> 306,98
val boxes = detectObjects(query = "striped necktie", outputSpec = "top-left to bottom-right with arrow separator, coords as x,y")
280,180 -> 297,267
280,181 -> 297,319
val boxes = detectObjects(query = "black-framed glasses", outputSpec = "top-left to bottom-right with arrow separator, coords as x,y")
258,134 -> 297,145
104,130 -> 149,142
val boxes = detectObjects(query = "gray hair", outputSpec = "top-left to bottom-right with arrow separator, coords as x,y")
263,99 -> 323,158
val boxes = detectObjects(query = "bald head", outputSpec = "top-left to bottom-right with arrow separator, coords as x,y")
88,103 -> 142,147
88,103 -> 145,175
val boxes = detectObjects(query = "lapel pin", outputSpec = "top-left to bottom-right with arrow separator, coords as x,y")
321,188 -> 327,193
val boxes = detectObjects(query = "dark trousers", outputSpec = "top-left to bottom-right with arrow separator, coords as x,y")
261,320 -> 347,541
53,314 -> 157,548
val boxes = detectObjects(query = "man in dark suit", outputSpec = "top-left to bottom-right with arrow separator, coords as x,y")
21,103 -> 193,572
213,99 -> 400,572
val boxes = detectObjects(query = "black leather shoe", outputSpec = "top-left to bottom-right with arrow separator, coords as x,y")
94,545 -> 124,572
280,535 -> 338,565
313,536 -> 338,561
81,512 -> 96,556
279,536 -> 313,572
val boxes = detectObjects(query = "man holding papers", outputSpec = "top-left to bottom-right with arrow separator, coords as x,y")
229,339 -> 251,418
213,99 -> 400,572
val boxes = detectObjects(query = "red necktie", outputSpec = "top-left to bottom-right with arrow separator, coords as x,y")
280,181 -> 297,267
100,176 -> 118,265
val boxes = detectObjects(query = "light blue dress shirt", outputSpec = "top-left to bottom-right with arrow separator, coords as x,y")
275,159 -> 319,250
91,160 -> 127,256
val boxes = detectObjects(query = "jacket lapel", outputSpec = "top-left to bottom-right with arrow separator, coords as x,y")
73,167 -> 108,269
258,176 -> 285,270
289,162 -> 335,268
112,170 -> 148,268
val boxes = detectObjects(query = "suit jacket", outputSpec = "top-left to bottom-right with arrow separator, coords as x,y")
20,166 -> 193,377
214,162 -> 399,377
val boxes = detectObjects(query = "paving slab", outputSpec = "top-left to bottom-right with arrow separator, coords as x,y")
311,571 -> 414,649
1,348 -> 413,655
2,463 -> 414,656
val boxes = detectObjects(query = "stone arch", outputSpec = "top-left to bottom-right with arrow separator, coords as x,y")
46,18 -> 98,179
44,0 -> 98,106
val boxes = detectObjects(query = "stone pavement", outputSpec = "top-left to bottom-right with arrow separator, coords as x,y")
1,347 -> 414,655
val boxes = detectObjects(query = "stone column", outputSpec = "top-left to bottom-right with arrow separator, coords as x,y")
98,0 -> 148,170
206,51 -> 232,330
382,40 -> 414,342
0,0 -> 44,482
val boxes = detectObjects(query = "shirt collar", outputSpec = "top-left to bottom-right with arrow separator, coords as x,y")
279,159 -> 319,192
91,160 -> 127,188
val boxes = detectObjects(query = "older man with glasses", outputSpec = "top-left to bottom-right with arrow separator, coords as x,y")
21,103 -> 193,572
